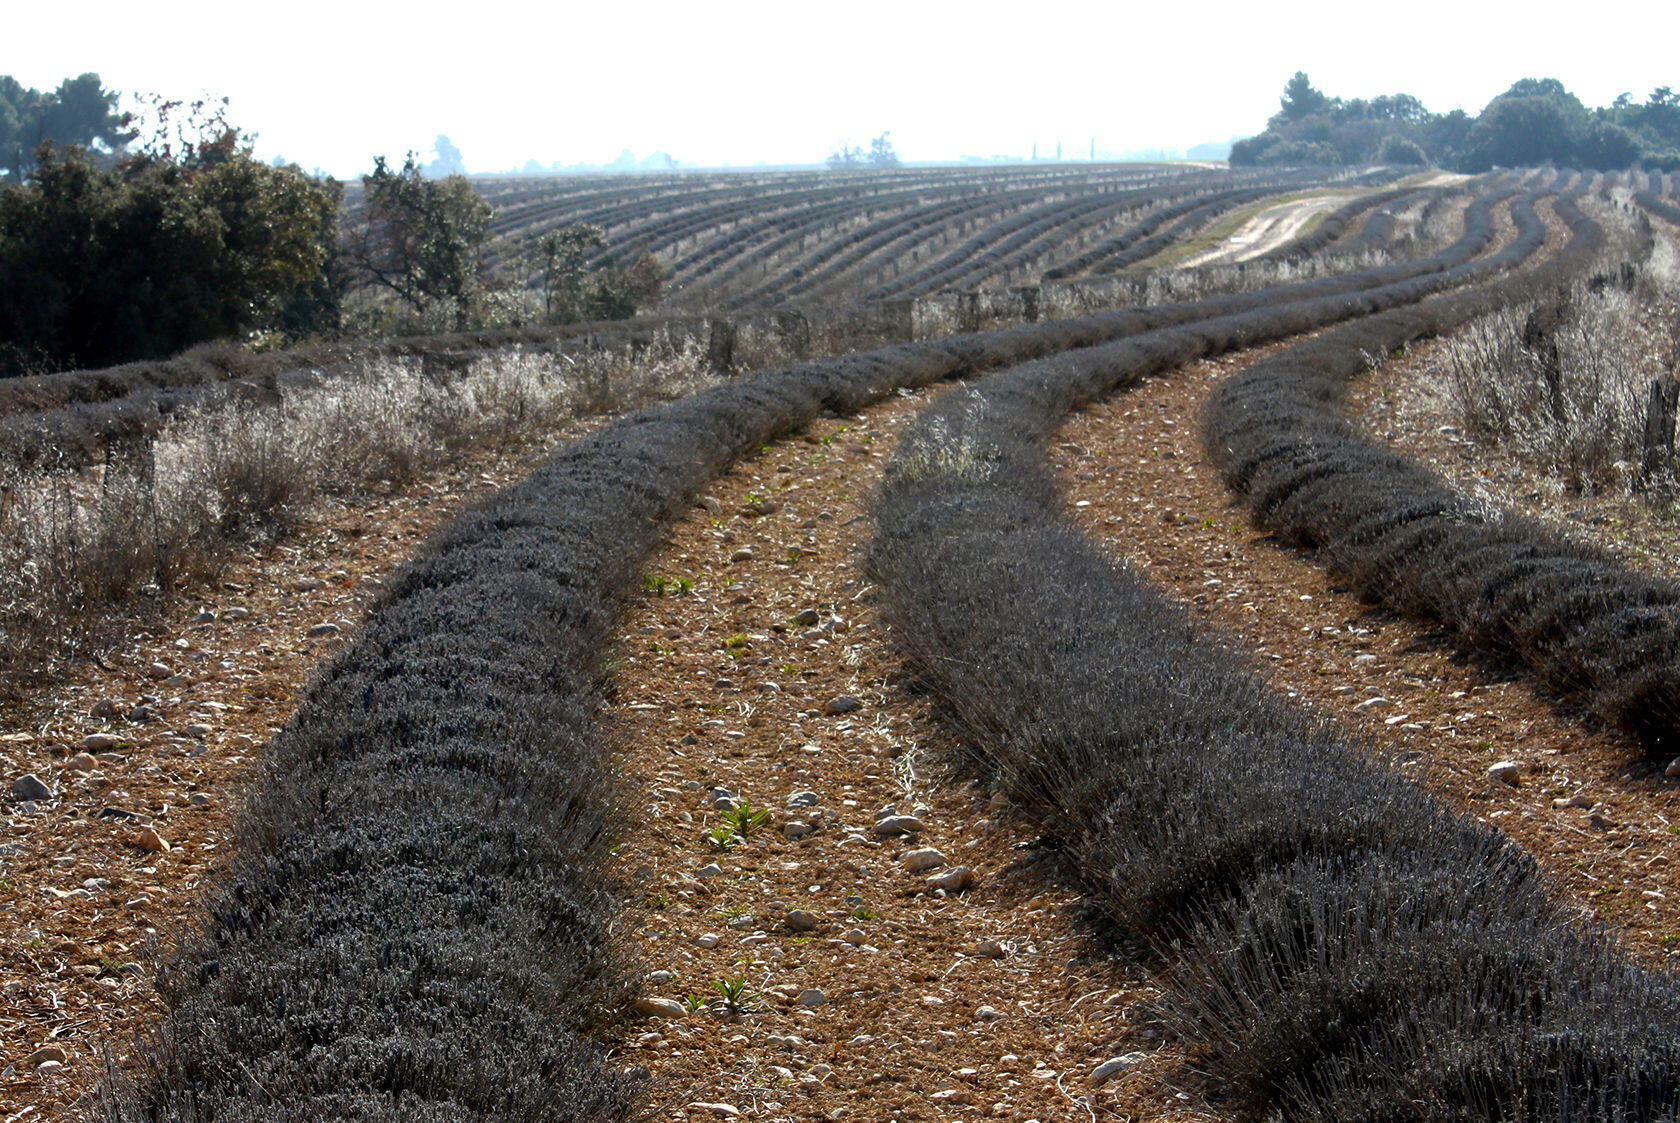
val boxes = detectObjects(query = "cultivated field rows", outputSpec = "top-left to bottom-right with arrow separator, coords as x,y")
7,167 -> 1680,1121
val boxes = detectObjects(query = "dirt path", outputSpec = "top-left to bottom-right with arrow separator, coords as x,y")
1046,347 -> 1680,968
1175,195 -> 1355,268
0,421 -> 604,1118
604,395 -> 1224,1122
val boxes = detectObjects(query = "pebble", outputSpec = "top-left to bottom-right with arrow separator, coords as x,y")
184,724 -> 213,739
647,970 -> 675,983
89,699 -> 122,719
688,1105 -> 740,1118
1487,761 -> 1523,786
129,704 -> 160,723
698,496 -> 723,513
11,774 -> 53,802
292,577 -> 325,592
35,1060 -> 64,1077
822,695 -> 863,716
786,909 -> 820,932
145,662 -> 172,680
696,863 -> 723,878
308,622 -> 342,638
132,827 -> 169,853
65,753 -> 98,772
1352,696 -> 1389,710
632,996 -> 688,1018
1553,794 -> 1594,809
927,866 -> 975,892
975,1005 -> 1005,1021
194,610 -> 217,624
1090,1052 -> 1148,1084
26,1045 -> 67,1066
787,790 -> 820,807
903,847 -> 946,872
696,933 -> 722,948
82,732 -> 123,751
797,988 -> 826,1007
188,792 -> 213,807
1666,758 -> 1680,779
791,608 -> 820,627
873,815 -> 924,837
224,606 -> 251,620
972,939 -> 1006,958
783,820 -> 814,840
841,927 -> 867,944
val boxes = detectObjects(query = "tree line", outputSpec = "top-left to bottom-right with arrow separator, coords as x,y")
0,75 -> 664,379
1232,72 -> 1680,171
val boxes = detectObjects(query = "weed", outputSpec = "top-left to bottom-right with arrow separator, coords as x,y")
705,824 -> 741,851
711,976 -> 759,1013
719,800 -> 770,838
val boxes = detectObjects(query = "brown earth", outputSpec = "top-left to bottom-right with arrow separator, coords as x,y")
604,395 -> 1225,1122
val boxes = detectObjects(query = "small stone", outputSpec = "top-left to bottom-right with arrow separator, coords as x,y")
224,606 -> 251,620
292,577 -> 325,592
184,724 -> 213,739
782,820 -> 814,841
194,610 -> 217,624
132,827 -> 169,853
11,774 -> 53,802
696,933 -> 722,948
82,732 -> 123,751
1090,1052 -> 1148,1084
679,734 -> 698,746
1487,761 -> 1523,786
65,753 -> 98,772
931,1089 -> 972,1104
696,863 -> 723,878
822,695 -> 862,716
688,1105 -> 740,1118
89,699 -> 122,719
729,548 -> 754,563
647,970 -> 675,983
786,909 -> 820,932
972,939 -> 1006,958
1352,696 -> 1389,711
129,704 -> 160,723
873,815 -> 924,837
1666,758 -> 1680,779
975,1005 -> 1005,1021
797,988 -> 825,1007
791,609 -> 820,627
35,1060 -> 64,1077
188,793 -> 212,807
26,1045 -> 67,1067
903,847 -> 946,872
145,662 -> 172,680
1553,794 -> 1594,809
841,927 -> 866,944
927,866 -> 975,892
308,622 -> 341,638
787,791 -> 820,807
698,495 -> 723,514
632,996 -> 688,1018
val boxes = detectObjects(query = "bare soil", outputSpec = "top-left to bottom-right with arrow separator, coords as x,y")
604,395 -> 1225,1122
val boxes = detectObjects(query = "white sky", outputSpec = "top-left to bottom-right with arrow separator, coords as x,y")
7,0 -> 1678,176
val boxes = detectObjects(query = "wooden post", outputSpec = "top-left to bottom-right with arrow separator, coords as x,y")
1640,377 -> 1680,488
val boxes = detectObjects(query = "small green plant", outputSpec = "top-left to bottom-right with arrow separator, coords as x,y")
711,976 -> 759,1012
714,903 -> 753,920
682,992 -> 708,1013
849,904 -> 878,921
706,824 -> 741,850
646,893 -> 670,909
722,633 -> 750,657
719,800 -> 769,838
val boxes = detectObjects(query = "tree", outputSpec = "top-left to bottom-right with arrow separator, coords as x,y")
524,223 -> 665,324
1460,95 -> 1580,170
344,154 -> 492,327
1375,135 -> 1428,166
0,132 -> 339,375
869,130 -> 900,168
425,134 -> 466,177
1277,72 -> 1333,124
827,143 -> 865,169
0,72 -> 133,179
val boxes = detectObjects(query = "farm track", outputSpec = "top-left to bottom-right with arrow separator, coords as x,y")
0,422 -> 605,1118
605,396 -> 1223,1122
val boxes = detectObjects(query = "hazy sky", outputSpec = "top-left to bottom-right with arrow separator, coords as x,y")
9,0 -> 1678,175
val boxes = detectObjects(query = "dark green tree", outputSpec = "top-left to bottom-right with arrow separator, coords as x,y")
868,130 -> 900,168
0,135 -> 339,375
1276,72 -> 1333,124
0,73 -> 133,179
344,154 -> 492,327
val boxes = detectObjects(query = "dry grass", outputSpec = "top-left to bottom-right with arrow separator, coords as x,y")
1429,252 -> 1680,493
0,338 -> 717,690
